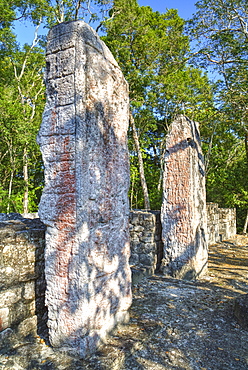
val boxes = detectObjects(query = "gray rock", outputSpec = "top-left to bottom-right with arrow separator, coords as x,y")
234,294 -> 248,330
37,20 -> 131,357
161,115 -> 208,279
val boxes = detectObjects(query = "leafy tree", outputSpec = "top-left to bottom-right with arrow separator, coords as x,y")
189,0 -> 248,127
103,0 -> 213,209
40,0 -> 113,27
0,0 -> 113,41
188,0 -> 248,231
0,0 -> 114,213
0,36 -> 45,213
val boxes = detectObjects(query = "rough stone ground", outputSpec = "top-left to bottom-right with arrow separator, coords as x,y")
1,236 -> 248,370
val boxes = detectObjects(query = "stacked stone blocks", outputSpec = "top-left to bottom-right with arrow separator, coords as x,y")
129,210 -> 162,277
0,215 -> 46,344
0,206 -> 237,346
207,203 -> 236,244
206,203 -> 219,245
219,208 -> 236,241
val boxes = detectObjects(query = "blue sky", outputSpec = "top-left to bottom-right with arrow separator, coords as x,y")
138,0 -> 197,20
13,0 -> 197,46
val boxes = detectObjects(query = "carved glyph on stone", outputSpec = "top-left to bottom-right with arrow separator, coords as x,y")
161,115 -> 208,279
37,21 -> 131,357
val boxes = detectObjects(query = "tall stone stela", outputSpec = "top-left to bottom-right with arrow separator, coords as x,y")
37,21 -> 132,357
161,115 -> 208,280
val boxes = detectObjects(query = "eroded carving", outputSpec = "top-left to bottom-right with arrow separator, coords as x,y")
161,115 -> 208,279
37,21 -> 131,357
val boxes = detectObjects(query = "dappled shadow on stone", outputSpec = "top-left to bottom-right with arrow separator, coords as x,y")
161,116 -> 208,280
37,20 -> 132,357
1,235 -> 248,369
0,214 -> 48,360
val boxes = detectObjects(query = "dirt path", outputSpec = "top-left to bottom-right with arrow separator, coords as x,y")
1,236 -> 248,369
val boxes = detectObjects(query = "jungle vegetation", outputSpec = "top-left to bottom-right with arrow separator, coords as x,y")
0,0 -> 247,232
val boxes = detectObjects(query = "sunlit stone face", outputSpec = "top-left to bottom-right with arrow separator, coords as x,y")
161,115 -> 208,280
37,20 -> 131,357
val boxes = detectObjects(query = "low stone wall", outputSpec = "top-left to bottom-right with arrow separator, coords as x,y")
207,203 -> 236,244
0,205 -> 237,344
206,203 -> 219,245
0,214 -> 47,345
0,211 -> 162,344
218,208 -> 236,241
130,206 -> 237,277
129,210 -> 163,279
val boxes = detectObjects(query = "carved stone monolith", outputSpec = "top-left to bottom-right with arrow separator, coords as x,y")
37,21 -> 132,357
161,115 -> 208,280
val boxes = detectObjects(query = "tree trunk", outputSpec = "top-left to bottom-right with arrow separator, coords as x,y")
243,133 -> 248,233
243,210 -> 248,234
245,132 -> 248,166
7,141 -> 14,213
7,171 -> 14,214
130,170 -> 135,209
23,146 -> 29,214
129,113 -> 150,210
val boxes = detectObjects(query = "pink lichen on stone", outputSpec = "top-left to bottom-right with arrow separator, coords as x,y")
161,115 -> 208,279
37,21 -> 131,357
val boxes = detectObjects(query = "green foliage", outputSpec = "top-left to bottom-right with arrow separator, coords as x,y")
188,0 -> 248,135
0,0 -> 113,32
0,0 -> 49,27
0,39 -> 45,213
188,0 -> 248,229
103,0 -> 213,209
39,0 -> 112,27
199,108 -> 248,230
0,0 -> 246,232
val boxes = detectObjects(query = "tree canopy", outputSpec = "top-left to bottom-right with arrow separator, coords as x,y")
102,0 -> 213,209
0,0 -> 247,231
188,0 -> 248,231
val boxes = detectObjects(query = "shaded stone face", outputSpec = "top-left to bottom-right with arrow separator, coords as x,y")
161,115 -> 208,280
37,21 -> 131,357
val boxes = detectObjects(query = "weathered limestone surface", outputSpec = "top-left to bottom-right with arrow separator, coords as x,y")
219,207 -> 236,241
129,210 -> 163,280
206,203 -> 220,245
0,214 -> 46,345
207,203 -> 236,244
37,21 -> 131,357
161,115 -> 208,279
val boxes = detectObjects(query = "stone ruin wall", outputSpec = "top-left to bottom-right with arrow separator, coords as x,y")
207,203 -> 220,245
0,207 -> 236,347
37,21 -> 131,357
219,208 -> 236,241
207,203 -> 236,244
0,20 -> 238,356
129,210 -> 163,282
0,214 -> 47,345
